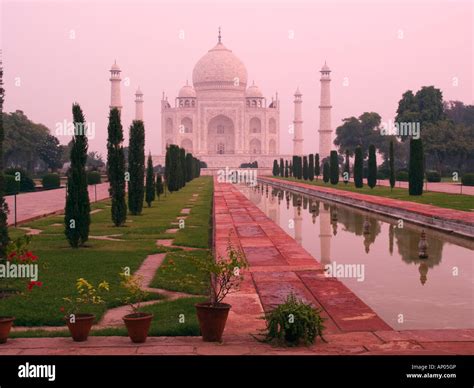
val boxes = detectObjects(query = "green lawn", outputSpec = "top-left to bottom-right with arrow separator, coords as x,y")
151,250 -> 211,295
11,297 -> 206,338
271,177 -> 474,212
0,177 -> 213,336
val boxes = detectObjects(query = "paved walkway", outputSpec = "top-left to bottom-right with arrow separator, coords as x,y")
2,330 -> 473,355
5,183 -> 110,226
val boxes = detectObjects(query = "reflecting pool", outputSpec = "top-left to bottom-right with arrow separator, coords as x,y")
239,183 -> 474,330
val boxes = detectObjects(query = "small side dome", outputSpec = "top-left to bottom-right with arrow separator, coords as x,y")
178,81 -> 196,98
246,81 -> 263,98
321,61 -> 330,72
111,60 -> 120,71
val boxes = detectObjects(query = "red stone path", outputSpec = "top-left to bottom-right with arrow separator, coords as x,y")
1,330 -> 473,355
261,177 -> 474,224
5,183 -> 110,226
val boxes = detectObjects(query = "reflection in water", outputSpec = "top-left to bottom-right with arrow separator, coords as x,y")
241,184 -> 473,330
394,226 -> 444,286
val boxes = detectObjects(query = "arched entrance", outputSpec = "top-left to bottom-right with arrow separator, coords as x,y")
181,138 -> 193,153
249,138 -> 261,154
207,115 -> 235,154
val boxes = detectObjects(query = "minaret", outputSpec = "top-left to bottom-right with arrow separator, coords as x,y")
318,62 -> 332,160
294,205 -> 303,246
135,87 -> 144,121
293,87 -> 303,156
109,60 -> 122,111
319,203 -> 332,266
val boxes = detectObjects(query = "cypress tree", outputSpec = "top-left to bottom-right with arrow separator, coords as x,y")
279,158 -> 284,177
354,146 -> 364,188
299,156 -> 303,179
289,161 -> 293,177
272,160 -> 279,176
164,145 -> 171,187
65,103 -> 91,247
107,107 -> 127,226
330,150 -> 339,185
179,147 -> 186,188
314,154 -> 320,180
409,138 -> 424,195
0,58 -> 9,258
128,120 -> 145,215
367,144 -> 377,189
344,149 -> 350,184
166,145 -> 177,192
308,154 -> 315,181
145,152 -> 155,207
389,140 -> 395,190
193,157 -> 199,178
186,153 -> 194,182
292,156 -> 297,177
303,156 -> 309,180
323,161 -> 330,183
156,173 -> 164,200
285,160 -> 289,178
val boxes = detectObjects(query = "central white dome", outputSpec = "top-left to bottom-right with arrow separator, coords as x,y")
192,42 -> 248,91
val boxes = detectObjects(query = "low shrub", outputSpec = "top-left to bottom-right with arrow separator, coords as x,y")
461,173 -> 474,186
260,293 -> 325,346
426,170 -> 441,183
4,168 -> 35,192
87,171 -> 102,185
4,174 -> 19,195
396,170 -> 409,182
42,173 -> 60,189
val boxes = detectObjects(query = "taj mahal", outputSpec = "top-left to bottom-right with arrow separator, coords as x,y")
109,29 -> 333,169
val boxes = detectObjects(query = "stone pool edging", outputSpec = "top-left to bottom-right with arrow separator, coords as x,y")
258,177 -> 474,239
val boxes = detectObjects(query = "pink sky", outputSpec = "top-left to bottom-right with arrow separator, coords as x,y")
2,0 -> 472,157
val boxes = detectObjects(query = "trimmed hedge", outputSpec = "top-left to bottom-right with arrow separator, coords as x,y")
42,173 -> 60,189
426,170 -> 441,182
4,168 -> 35,192
87,171 -> 102,185
396,171 -> 409,182
5,175 -> 19,195
461,173 -> 474,186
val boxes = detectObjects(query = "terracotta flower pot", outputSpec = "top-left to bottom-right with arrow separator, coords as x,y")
65,314 -> 95,342
123,313 -> 153,343
195,302 -> 231,342
0,317 -> 15,344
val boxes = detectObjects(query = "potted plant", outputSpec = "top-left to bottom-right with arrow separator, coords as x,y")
259,293 -> 326,346
0,317 -> 14,344
62,278 -> 109,341
1,236 -> 43,344
194,238 -> 248,342
119,269 -> 153,343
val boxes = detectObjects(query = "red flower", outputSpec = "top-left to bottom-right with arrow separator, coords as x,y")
25,251 -> 38,262
27,281 -> 43,291
59,307 -> 65,313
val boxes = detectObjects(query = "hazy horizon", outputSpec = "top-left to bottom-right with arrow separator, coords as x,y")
2,0 -> 472,157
